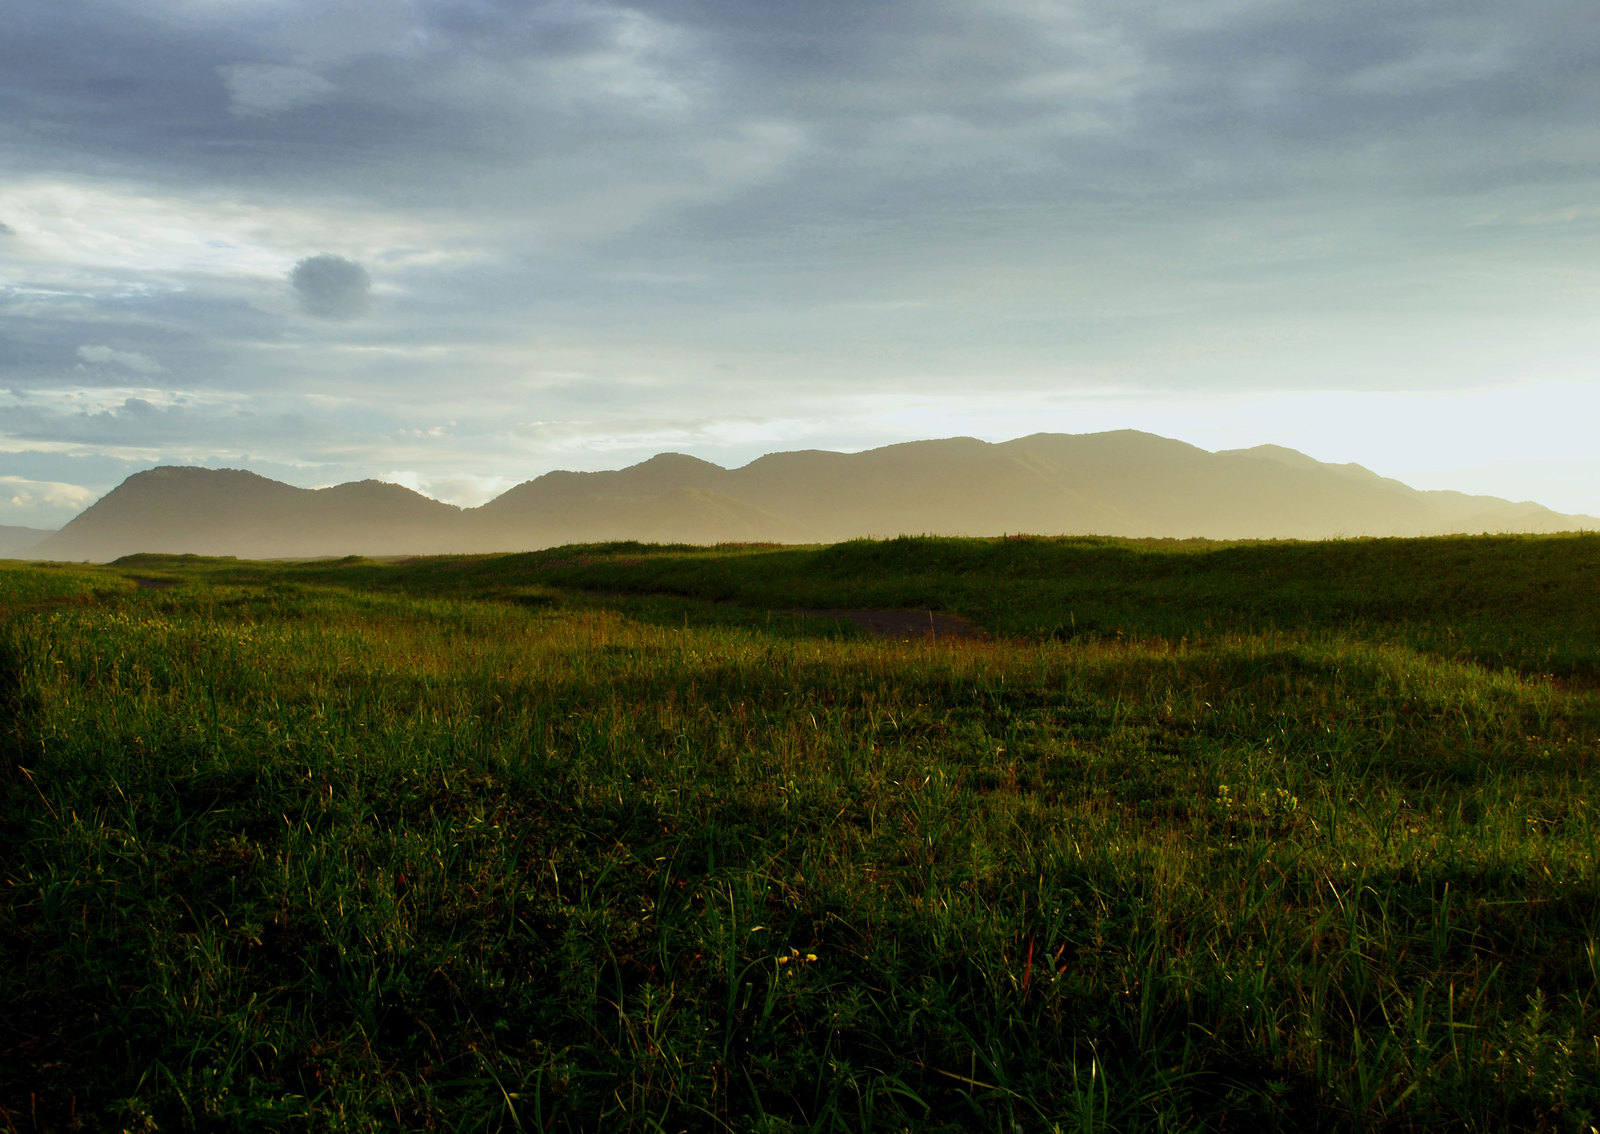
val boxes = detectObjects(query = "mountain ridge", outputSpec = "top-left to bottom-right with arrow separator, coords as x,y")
0,525 -> 54,559
26,431 -> 1598,561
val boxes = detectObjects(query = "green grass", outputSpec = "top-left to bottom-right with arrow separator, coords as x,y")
3,535 -> 1599,1131
0,560 -> 135,610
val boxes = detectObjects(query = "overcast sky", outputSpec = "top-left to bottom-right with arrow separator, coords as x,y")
4,0 -> 1599,528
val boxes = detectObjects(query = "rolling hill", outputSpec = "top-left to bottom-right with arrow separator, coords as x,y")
26,431 -> 1597,561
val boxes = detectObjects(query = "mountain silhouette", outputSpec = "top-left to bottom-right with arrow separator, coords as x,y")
27,431 -> 1597,561
33,467 -> 463,561
0,525 -> 52,559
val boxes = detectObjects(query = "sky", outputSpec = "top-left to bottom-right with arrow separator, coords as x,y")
4,0 -> 1600,529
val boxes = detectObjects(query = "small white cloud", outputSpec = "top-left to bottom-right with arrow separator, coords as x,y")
220,62 -> 338,117
0,476 -> 99,513
76,345 -> 164,374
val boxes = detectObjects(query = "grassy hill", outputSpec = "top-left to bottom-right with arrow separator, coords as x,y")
135,530 -> 1600,679
3,535 -> 1598,1130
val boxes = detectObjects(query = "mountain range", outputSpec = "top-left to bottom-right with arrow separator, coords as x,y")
13,431 -> 1597,562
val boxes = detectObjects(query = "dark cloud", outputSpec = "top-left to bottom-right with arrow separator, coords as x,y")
220,62 -> 337,117
6,0 -> 1593,226
0,221 -> 13,235
290,255 -> 372,320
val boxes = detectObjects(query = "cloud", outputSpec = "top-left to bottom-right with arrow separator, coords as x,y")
290,255 -> 372,319
76,345 -> 165,374
220,62 -> 338,117
0,221 -> 13,235
0,475 -> 99,518
379,470 -> 522,507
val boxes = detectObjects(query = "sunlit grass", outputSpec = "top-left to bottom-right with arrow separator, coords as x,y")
0,560 -> 134,610
3,536 -> 1599,1131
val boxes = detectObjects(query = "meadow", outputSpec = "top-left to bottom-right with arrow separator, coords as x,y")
2,534 -> 1598,1132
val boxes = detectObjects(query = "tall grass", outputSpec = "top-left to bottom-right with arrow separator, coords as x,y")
2,536 -> 1598,1131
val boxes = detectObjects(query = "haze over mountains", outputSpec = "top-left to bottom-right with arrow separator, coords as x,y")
0,526 -> 54,559
16,432 -> 1597,562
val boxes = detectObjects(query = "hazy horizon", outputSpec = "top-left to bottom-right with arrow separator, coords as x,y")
5,1 -> 1599,529
15,427 -> 1600,529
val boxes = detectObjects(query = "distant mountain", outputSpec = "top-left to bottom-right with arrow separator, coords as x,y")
28,432 -> 1598,562
35,467 -> 464,561
0,525 -> 53,559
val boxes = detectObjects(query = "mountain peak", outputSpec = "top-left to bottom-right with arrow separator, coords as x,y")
129,465 -> 277,484
630,452 -> 727,473
1218,444 -> 1322,468
1218,444 -> 1388,484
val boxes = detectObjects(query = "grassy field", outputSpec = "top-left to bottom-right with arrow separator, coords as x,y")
2,534 -> 1598,1131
